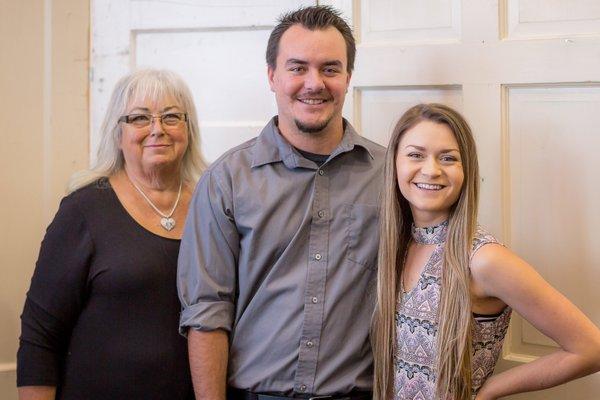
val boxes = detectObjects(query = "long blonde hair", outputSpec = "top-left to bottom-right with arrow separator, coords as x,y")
372,103 -> 479,399
68,69 -> 207,193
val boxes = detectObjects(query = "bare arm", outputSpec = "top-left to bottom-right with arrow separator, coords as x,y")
188,329 -> 229,400
471,244 -> 600,399
18,386 -> 56,400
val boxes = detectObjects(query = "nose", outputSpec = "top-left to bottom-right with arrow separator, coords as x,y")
421,156 -> 441,177
149,115 -> 165,136
304,69 -> 325,92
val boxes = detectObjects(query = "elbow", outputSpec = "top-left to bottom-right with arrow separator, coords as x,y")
586,337 -> 600,373
594,342 -> 600,373
572,334 -> 600,375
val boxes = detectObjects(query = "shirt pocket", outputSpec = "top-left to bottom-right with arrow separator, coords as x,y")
344,203 -> 380,270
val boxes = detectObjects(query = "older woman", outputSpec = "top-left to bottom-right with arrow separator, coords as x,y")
17,69 -> 207,400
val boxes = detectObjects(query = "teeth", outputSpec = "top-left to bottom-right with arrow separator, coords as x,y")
416,183 -> 444,190
299,99 -> 326,105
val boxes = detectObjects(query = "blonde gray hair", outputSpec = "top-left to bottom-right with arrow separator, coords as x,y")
372,103 -> 479,400
68,69 -> 207,192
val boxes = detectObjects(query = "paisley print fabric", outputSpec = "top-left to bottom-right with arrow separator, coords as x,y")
411,220 -> 449,245
394,226 -> 511,399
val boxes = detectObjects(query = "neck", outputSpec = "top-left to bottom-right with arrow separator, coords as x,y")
411,211 -> 450,228
277,117 -> 344,155
118,167 -> 184,233
124,164 -> 181,191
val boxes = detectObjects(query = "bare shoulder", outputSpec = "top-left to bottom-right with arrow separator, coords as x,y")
470,242 -> 513,279
469,242 -> 514,299
470,226 -> 510,282
469,237 -> 541,301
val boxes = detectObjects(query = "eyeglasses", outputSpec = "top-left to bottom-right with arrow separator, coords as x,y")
118,112 -> 188,129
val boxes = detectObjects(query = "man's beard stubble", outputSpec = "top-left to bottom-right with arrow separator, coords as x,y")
294,117 -> 331,135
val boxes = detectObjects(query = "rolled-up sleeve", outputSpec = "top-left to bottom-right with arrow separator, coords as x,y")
177,168 -> 239,335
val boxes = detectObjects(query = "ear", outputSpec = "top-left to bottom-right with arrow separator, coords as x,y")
267,66 -> 276,93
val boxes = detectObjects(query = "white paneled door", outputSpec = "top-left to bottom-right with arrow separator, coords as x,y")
92,0 -> 315,162
345,0 -> 600,398
93,1 -> 600,398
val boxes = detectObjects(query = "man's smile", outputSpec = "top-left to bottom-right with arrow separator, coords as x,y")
297,97 -> 329,105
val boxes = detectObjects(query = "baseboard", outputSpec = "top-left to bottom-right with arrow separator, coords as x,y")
0,363 -> 16,373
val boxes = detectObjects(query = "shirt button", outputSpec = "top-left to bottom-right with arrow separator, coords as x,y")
306,340 -> 314,348
318,169 -> 325,176
317,210 -> 325,218
315,253 -> 322,260
299,385 -> 307,392
311,296 -> 318,303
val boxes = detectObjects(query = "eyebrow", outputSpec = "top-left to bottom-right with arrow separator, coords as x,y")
404,145 -> 460,153
285,59 -> 308,66
285,59 -> 343,68
322,60 -> 343,68
128,105 -> 180,113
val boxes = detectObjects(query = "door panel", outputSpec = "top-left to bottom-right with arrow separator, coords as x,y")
359,0 -> 461,44
505,0 -> 600,39
356,86 -> 462,146
507,85 -> 600,354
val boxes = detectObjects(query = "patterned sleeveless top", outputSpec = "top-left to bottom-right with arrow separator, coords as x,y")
393,222 -> 511,399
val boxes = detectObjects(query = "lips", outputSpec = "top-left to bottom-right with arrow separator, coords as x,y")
414,182 -> 445,190
297,98 -> 329,105
144,144 -> 172,151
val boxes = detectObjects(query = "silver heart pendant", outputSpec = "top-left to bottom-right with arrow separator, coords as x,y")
161,217 -> 176,231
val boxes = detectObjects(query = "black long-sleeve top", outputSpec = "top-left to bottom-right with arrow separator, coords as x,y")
17,178 -> 193,399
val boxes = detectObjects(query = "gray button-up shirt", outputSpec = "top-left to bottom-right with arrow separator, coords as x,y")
178,117 -> 385,395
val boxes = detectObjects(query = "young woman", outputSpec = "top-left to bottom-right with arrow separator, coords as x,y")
372,103 -> 600,399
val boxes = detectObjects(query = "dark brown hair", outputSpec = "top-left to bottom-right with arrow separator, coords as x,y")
266,5 -> 356,73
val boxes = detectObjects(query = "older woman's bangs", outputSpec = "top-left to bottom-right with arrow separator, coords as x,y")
124,72 -> 186,112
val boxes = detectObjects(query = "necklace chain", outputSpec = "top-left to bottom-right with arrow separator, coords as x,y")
129,176 -> 182,219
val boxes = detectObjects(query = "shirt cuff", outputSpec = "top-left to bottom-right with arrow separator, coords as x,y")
179,300 -> 234,336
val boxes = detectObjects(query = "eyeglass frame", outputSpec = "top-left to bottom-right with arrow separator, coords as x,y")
117,112 -> 188,128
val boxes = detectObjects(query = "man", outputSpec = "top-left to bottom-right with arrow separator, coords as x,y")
178,6 -> 384,400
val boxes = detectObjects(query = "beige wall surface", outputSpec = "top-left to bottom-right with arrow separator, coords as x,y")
0,0 -> 89,397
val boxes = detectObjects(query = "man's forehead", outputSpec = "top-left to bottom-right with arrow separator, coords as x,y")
277,24 -> 347,64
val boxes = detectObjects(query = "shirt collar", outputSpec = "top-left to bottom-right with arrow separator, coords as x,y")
251,117 -> 375,169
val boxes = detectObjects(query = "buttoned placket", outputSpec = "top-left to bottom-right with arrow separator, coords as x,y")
293,166 -> 330,394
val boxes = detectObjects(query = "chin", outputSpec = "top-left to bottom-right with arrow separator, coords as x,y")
294,117 -> 332,135
412,201 -> 449,214
144,157 -> 177,168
